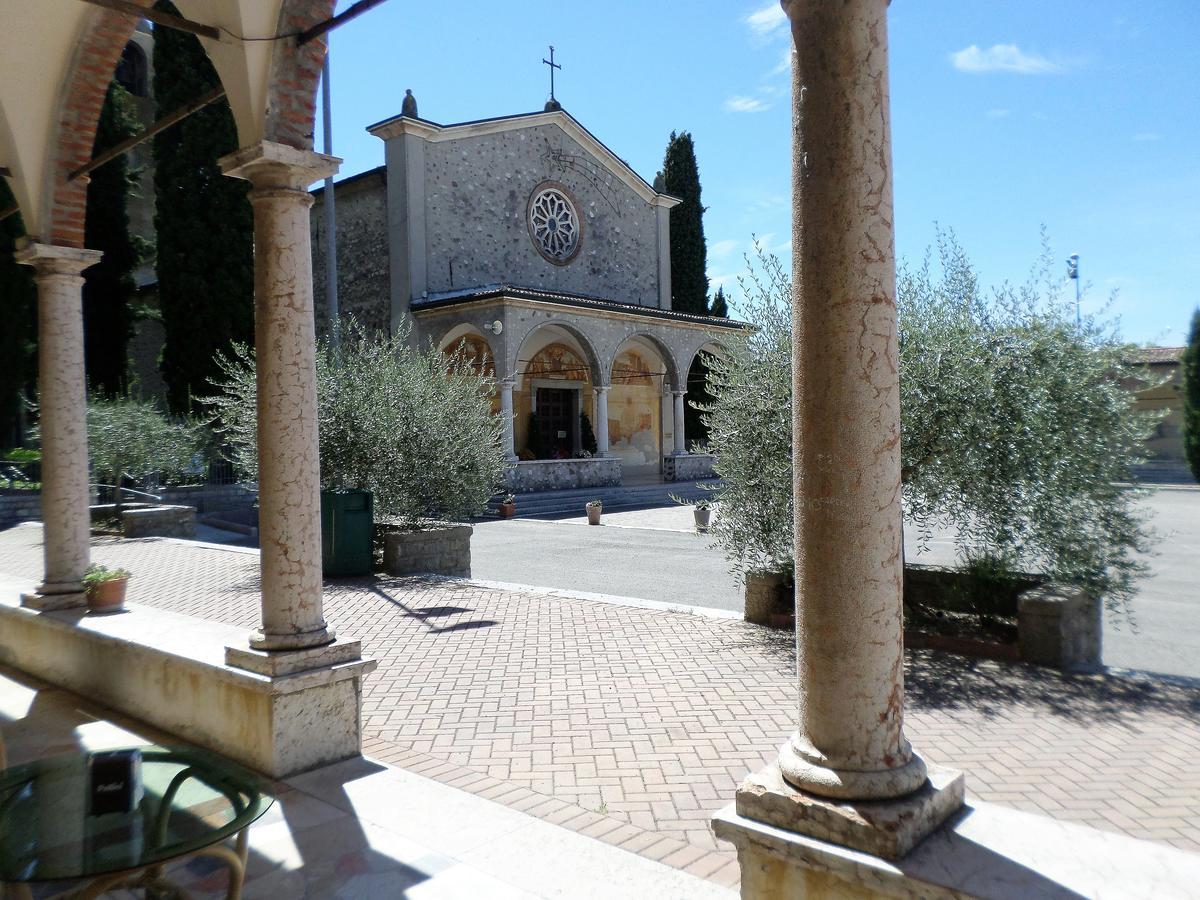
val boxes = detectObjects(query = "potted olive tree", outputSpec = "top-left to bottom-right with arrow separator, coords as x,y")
693,498 -> 713,530
586,499 -> 603,525
82,564 -> 131,614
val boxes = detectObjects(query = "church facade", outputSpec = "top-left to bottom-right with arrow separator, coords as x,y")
310,99 -> 740,491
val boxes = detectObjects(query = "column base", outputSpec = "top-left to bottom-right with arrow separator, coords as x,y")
21,588 -> 86,611
247,625 -> 336,652
225,637 -> 362,676
733,761 -> 964,861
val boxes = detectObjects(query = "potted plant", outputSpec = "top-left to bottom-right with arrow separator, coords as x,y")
498,494 -> 517,518
586,499 -> 603,525
693,498 -> 713,530
82,564 -> 131,614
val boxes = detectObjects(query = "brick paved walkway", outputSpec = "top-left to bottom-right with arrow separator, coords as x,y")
3,525 -> 1199,885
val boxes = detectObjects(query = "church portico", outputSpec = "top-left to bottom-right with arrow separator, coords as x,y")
412,285 -> 740,490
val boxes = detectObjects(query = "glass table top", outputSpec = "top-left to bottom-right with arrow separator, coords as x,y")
0,746 -> 273,883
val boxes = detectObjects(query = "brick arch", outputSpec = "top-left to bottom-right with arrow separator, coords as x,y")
264,0 -> 337,150
46,3 -> 154,247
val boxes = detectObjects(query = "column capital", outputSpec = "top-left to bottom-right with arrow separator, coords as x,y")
14,242 -> 102,276
220,140 -> 340,190
594,384 -> 611,394
671,388 -> 688,397
499,377 -> 517,389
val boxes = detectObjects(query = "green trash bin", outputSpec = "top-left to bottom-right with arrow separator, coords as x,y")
321,489 -> 374,576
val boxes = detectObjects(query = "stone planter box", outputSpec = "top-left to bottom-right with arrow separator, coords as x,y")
383,523 -> 472,577
120,504 -> 197,539
1018,583 -> 1102,673
663,453 -> 717,482
505,458 -> 621,493
744,570 -> 791,626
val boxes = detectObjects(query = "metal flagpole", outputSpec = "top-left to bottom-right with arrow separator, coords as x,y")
1067,253 -> 1080,328
322,51 -> 340,350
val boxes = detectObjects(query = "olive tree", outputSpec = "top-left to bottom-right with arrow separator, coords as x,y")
701,232 -> 1159,611
84,396 -> 203,502
205,319 -> 506,525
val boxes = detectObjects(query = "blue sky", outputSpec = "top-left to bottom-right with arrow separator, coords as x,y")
318,1 -> 1200,346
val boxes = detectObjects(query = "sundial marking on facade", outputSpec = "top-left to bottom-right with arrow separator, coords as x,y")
543,145 -> 622,214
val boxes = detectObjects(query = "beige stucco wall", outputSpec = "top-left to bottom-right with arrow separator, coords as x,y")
1126,362 -> 1185,461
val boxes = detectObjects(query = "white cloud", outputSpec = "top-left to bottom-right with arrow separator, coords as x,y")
770,47 -> 792,76
1133,132 -> 1162,142
724,95 -> 770,114
745,2 -> 787,37
986,108 -> 1011,118
950,44 -> 1062,75
709,239 -> 740,260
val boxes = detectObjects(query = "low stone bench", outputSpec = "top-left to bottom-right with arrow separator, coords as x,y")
383,523 -> 472,577
1018,583 -> 1102,673
121,504 -> 197,539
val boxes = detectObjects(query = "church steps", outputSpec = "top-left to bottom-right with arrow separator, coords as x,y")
483,479 -> 721,519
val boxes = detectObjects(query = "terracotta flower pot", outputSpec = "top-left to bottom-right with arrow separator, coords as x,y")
87,577 -> 128,614
498,502 -> 516,518
586,505 -> 602,525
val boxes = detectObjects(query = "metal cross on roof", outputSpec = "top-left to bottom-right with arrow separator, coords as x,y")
542,45 -> 562,101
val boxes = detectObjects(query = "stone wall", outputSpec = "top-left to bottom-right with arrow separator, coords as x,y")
310,167 -> 391,336
383,524 -> 472,577
663,453 -> 717,482
156,483 -> 257,514
506,458 -> 621,493
420,124 -> 660,307
1018,584 -> 1103,673
0,491 -> 41,528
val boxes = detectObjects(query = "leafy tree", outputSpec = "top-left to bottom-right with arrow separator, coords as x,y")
709,286 -> 729,318
205,319 -> 505,525
83,81 -> 143,397
0,181 -> 37,447
153,0 -> 253,414
662,131 -> 709,316
85,395 -> 203,505
1184,309 -> 1200,481
701,233 -> 1159,612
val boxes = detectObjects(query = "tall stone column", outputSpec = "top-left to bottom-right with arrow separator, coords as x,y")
221,142 -> 338,652
499,379 -> 518,462
593,386 -> 610,455
16,244 -> 102,610
714,0 -> 962,871
671,390 -> 687,455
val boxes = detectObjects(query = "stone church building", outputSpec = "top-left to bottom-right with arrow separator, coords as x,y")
309,96 -> 740,491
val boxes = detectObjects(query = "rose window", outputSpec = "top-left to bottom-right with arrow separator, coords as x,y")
528,185 -> 581,264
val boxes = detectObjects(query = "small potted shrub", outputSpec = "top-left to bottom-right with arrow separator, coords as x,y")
586,499 -> 603,525
693,498 -> 713,530
498,493 -> 517,518
82,564 -> 131,614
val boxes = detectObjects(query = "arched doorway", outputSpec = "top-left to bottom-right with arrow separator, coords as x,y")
609,335 -> 675,480
514,324 -> 600,459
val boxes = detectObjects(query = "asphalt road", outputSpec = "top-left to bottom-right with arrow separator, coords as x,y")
470,488 -> 1200,680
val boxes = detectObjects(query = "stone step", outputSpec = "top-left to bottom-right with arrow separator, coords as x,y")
484,480 -> 720,518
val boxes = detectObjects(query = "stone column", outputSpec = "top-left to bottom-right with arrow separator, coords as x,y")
16,244 -> 102,610
593,386 -> 610,456
221,142 -> 338,651
715,0 -> 962,869
671,390 -> 687,455
499,378 -> 518,461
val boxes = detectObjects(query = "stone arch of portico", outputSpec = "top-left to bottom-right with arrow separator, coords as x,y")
508,319 -> 605,387
608,332 -> 681,393
39,0 -> 334,247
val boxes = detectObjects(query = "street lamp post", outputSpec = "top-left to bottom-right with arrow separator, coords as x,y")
1067,253 -> 1080,328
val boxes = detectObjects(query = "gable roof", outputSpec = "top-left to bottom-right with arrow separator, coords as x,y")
366,108 -> 681,209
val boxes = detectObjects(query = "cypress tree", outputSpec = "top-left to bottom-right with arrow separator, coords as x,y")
662,131 -> 710,316
1184,309 -> 1200,482
153,0 -> 254,414
709,286 -> 729,318
83,81 -> 142,397
0,181 -> 37,447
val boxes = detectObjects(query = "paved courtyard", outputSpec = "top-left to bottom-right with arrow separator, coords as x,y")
474,486 -> 1200,679
2,523 -> 1199,886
